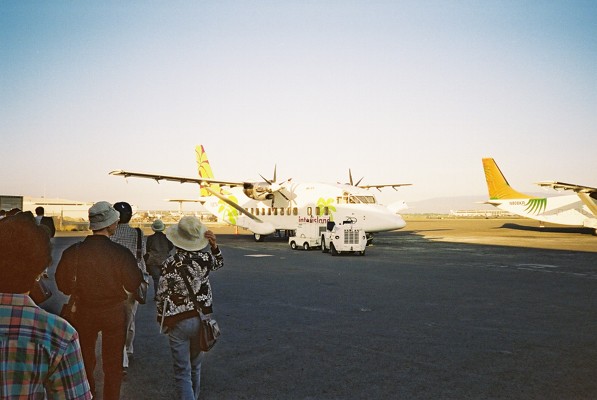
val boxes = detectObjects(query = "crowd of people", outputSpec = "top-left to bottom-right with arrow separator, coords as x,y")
0,201 -> 224,400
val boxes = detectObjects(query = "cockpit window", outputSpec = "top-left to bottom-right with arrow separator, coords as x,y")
337,193 -> 377,204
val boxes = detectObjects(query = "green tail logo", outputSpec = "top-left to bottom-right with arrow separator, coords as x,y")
524,198 -> 547,215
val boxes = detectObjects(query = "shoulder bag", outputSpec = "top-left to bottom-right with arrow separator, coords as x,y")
30,272 -> 52,304
180,268 -> 221,352
134,227 -> 150,304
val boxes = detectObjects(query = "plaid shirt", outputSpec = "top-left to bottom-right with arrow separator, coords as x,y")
0,293 -> 92,399
111,223 -> 147,273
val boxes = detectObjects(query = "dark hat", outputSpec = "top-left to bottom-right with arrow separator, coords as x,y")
113,201 -> 132,216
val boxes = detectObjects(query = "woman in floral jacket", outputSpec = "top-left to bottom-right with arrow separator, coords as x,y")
156,216 -> 224,400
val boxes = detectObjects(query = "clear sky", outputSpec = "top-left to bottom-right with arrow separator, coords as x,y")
2,1 -> 596,211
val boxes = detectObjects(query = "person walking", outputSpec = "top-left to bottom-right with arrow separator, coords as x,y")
0,212 -> 92,399
55,201 -> 143,400
144,219 -> 173,298
111,201 -> 148,371
35,206 -> 56,238
156,216 -> 224,400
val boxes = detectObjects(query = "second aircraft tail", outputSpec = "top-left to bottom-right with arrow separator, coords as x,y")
482,158 -> 534,200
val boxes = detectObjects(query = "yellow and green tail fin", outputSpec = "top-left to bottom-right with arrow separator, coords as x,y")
482,158 -> 534,200
196,145 -> 221,196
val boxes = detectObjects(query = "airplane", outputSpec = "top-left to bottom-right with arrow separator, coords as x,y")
110,145 -> 410,241
482,158 -> 597,234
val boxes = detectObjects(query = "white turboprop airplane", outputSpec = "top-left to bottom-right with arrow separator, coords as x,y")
482,158 -> 597,234
110,145 -> 410,241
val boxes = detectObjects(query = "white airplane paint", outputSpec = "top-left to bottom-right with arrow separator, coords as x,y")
111,145 -> 410,241
482,158 -> 597,233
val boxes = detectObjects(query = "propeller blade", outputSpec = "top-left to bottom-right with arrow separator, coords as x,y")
259,174 -> 272,185
348,168 -> 364,186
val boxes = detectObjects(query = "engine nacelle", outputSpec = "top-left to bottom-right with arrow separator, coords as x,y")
243,182 -> 275,200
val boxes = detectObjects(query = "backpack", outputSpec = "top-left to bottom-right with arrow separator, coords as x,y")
145,232 -> 173,266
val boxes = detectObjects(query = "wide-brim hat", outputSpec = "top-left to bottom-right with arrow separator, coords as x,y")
88,201 -> 120,231
166,216 -> 208,251
151,219 -> 165,232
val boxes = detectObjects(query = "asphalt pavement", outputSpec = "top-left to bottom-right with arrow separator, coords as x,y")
40,220 -> 597,399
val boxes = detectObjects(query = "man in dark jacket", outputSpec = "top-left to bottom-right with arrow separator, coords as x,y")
145,219 -> 173,297
56,201 -> 143,400
35,206 -> 56,238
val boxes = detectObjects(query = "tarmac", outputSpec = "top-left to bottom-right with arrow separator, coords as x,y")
40,218 -> 597,399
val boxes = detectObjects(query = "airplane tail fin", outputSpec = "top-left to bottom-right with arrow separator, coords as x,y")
196,145 -> 221,196
482,158 -> 533,199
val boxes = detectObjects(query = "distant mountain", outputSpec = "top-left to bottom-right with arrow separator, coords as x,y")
404,195 -> 491,214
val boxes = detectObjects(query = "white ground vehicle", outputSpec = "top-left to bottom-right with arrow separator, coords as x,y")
321,218 -> 367,256
289,223 -> 326,250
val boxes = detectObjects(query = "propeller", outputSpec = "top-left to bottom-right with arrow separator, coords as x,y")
348,169 -> 364,186
259,165 -> 290,206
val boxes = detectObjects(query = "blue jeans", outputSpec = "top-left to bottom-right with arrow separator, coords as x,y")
168,316 -> 203,400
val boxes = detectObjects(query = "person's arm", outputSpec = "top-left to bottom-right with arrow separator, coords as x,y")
55,248 -> 73,295
46,334 -> 92,399
121,250 -> 144,293
204,230 -> 224,271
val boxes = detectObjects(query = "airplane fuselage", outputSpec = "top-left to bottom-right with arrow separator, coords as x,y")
490,195 -> 597,229
201,181 -> 406,234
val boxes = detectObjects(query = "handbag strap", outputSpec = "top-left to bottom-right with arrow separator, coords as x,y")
179,267 -> 203,316
71,242 -> 81,296
135,227 -> 142,261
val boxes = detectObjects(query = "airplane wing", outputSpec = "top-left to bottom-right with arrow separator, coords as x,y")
357,183 -> 413,191
167,199 -> 204,203
535,181 -> 597,194
109,170 -> 244,187
110,169 -> 267,224
536,181 -> 597,217
346,169 -> 412,191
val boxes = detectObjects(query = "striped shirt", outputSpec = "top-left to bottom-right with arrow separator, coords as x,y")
0,293 -> 92,399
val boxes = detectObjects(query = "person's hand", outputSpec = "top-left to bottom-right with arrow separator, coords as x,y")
204,230 -> 217,248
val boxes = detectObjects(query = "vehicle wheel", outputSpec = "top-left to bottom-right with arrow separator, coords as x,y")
254,233 -> 264,242
303,242 -> 310,250
321,238 -> 329,253
359,249 -> 366,256
330,243 -> 339,256
290,241 -> 297,250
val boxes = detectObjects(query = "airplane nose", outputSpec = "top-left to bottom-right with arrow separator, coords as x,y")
393,214 -> 406,230
370,212 -> 406,231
